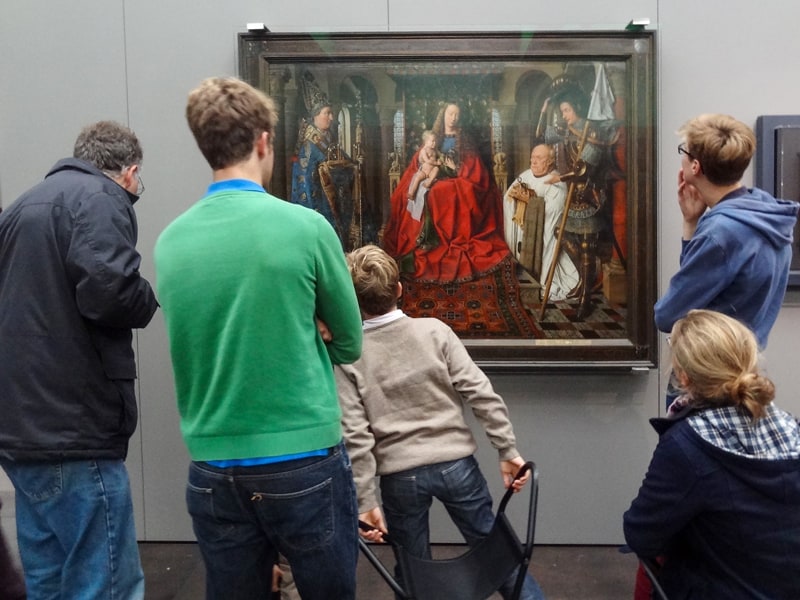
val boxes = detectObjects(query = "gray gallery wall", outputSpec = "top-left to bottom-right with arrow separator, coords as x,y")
2,0 -> 800,545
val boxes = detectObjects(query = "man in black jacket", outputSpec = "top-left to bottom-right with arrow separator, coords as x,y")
0,121 -> 158,599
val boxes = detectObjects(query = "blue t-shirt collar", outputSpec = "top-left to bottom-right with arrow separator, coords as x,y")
206,179 -> 265,195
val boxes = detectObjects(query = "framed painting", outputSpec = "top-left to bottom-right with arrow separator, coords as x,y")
238,30 -> 657,368
755,115 -> 800,288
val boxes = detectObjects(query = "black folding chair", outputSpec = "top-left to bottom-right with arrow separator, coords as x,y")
358,461 -> 539,600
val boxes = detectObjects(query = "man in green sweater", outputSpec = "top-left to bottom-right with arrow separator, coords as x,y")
154,77 -> 363,600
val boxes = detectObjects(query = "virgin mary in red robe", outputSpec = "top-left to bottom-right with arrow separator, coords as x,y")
382,102 -> 509,283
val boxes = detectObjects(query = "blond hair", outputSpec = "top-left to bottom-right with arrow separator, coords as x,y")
670,310 -> 775,419
186,77 -> 278,171
345,245 -> 399,317
678,114 -> 755,186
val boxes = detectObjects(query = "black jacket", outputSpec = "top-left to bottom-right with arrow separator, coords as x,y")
624,407 -> 800,599
0,158 -> 158,461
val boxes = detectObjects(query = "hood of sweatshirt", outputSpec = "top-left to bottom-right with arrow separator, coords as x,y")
703,187 -> 798,249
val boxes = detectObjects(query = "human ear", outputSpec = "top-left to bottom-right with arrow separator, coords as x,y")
258,131 -> 269,152
121,165 -> 139,194
675,367 -> 690,389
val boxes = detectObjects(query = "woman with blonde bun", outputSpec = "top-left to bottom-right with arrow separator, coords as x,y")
624,309 -> 800,599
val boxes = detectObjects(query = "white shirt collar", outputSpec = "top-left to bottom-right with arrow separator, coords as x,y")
363,309 -> 405,330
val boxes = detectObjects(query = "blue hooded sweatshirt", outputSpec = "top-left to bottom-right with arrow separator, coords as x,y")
655,187 -> 799,347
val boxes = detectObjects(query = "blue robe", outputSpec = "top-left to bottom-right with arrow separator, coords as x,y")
290,124 -> 356,249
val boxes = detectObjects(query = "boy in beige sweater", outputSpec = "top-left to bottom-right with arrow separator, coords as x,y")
335,244 -> 544,600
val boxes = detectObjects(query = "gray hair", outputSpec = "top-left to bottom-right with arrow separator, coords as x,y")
73,121 -> 143,174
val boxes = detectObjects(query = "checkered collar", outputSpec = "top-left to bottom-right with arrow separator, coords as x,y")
688,404 -> 800,460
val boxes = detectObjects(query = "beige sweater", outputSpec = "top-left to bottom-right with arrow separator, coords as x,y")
335,314 -> 519,513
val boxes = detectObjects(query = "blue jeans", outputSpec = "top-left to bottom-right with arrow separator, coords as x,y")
186,440 -> 358,600
380,455 -> 545,600
0,459 -> 144,600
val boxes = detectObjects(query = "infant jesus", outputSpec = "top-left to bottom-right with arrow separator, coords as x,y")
406,129 -> 442,201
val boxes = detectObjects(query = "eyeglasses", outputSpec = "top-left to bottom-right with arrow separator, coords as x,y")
677,143 -> 695,161
102,167 -> 144,195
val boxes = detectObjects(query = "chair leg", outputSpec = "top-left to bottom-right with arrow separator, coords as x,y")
639,558 -> 670,600
509,558 -> 530,600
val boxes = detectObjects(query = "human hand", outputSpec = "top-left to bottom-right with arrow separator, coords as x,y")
316,318 -> 332,342
359,507 -> 387,543
271,564 -> 282,593
501,457 -> 529,492
677,169 -> 706,237
544,172 -> 561,185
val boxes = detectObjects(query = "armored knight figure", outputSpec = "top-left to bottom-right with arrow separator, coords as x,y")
537,78 -> 620,318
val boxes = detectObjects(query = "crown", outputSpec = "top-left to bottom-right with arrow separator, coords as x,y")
300,70 -> 330,116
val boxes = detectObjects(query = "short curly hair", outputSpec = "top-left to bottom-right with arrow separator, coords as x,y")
73,121 -> 142,174
345,245 -> 400,317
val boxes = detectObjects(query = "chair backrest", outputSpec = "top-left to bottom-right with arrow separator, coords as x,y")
359,461 -> 539,600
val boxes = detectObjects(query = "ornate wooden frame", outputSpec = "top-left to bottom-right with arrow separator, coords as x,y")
238,30 -> 657,368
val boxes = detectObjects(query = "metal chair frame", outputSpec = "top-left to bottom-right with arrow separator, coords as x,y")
358,461 -> 539,600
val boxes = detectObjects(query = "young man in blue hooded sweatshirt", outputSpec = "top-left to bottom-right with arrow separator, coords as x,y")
640,114 -> 800,599
656,113 -> 799,401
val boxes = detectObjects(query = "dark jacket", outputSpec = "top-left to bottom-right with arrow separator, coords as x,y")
0,158 -> 158,461
624,407 -> 800,599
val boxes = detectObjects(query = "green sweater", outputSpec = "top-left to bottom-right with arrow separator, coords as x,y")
154,181 -> 362,461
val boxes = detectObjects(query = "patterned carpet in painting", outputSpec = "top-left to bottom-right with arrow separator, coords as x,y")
400,256 -> 627,340
400,256 -> 540,338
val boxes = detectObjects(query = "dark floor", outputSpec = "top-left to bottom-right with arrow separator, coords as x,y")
140,542 -> 638,599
